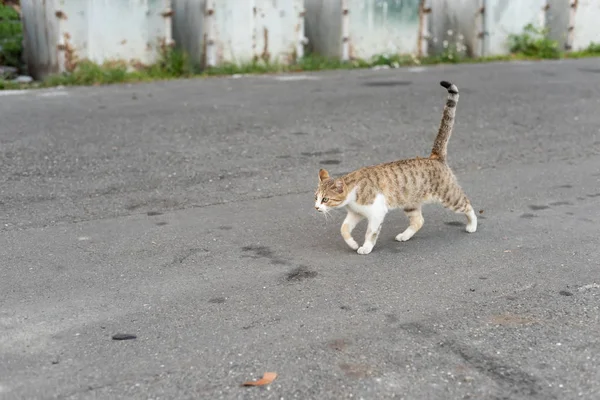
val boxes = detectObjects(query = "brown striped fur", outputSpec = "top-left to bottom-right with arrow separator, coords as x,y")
314,81 -> 477,255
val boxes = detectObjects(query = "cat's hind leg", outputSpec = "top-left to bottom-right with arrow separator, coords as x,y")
464,203 -> 477,233
395,205 -> 424,242
440,183 -> 477,233
341,211 -> 364,250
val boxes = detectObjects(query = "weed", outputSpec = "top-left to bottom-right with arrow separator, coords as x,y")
370,53 -> 416,68
507,23 -> 560,59
148,46 -> 195,77
0,78 -> 21,90
41,60 -> 130,87
0,3 -> 23,69
431,43 -> 465,64
39,46 -> 196,87
204,60 -> 280,76
2,22 -> 600,90
585,42 -> 600,54
567,41 -> 600,58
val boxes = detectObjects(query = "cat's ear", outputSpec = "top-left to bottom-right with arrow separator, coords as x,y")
319,169 -> 329,182
334,178 -> 345,193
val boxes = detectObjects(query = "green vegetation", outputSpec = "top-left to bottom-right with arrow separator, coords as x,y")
31,47 -> 196,88
507,23 -> 561,59
0,2 -> 22,69
2,23 -> 600,90
0,76 -> 19,89
567,41 -> 600,58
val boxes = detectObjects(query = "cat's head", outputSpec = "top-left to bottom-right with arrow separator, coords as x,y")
314,169 -> 348,212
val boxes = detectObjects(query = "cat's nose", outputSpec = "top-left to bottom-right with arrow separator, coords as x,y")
315,206 -> 320,211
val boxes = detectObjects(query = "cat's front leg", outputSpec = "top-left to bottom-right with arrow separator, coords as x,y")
341,211 -> 363,250
357,214 -> 386,255
357,196 -> 388,255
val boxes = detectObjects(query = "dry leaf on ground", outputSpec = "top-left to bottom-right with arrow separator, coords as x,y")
242,372 -> 277,387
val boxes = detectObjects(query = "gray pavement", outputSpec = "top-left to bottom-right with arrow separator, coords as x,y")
1,58 -> 599,400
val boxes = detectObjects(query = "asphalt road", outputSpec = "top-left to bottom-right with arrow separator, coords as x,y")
1,58 -> 599,400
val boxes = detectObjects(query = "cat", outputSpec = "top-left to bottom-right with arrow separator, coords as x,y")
314,80 -> 477,255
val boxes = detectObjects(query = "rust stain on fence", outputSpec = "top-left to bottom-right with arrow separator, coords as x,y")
261,27 -> 271,62
57,32 -> 78,72
566,0 -> 578,50
55,10 -> 67,20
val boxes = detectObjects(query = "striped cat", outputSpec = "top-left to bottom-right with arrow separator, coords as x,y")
314,80 -> 477,255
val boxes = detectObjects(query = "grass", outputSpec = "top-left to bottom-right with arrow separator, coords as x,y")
507,23 -> 561,59
0,3 -> 23,69
2,24 -> 600,91
565,41 -> 600,59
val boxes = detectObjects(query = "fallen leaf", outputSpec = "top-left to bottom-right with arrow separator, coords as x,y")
242,372 -> 277,387
479,209 -> 484,214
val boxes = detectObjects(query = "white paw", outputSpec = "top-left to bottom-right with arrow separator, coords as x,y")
395,229 -> 415,242
357,245 -> 373,255
466,223 -> 477,233
346,240 -> 359,250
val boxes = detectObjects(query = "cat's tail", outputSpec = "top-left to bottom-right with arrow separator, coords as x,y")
430,80 -> 459,163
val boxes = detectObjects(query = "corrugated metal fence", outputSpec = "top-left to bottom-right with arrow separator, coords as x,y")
19,0 -> 600,80
21,0 -> 173,80
173,0 -> 305,68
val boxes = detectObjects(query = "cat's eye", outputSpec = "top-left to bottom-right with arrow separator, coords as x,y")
322,197 -> 329,203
